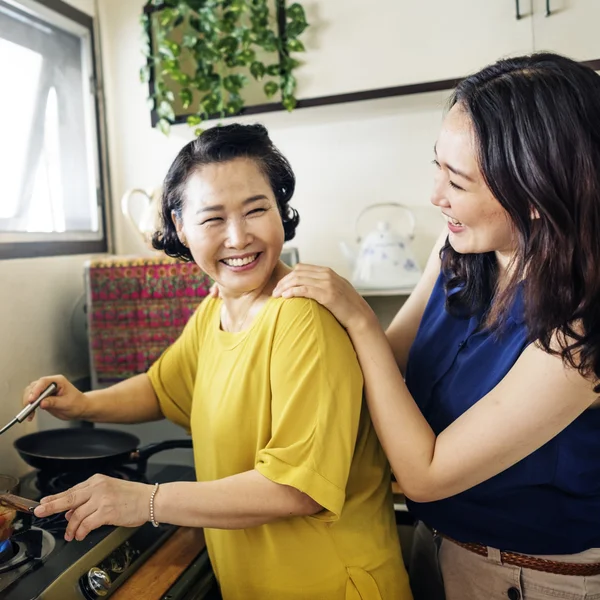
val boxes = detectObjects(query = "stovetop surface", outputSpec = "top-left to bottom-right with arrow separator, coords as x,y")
0,463 -> 196,600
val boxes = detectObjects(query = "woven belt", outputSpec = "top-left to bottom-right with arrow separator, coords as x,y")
439,534 -> 600,576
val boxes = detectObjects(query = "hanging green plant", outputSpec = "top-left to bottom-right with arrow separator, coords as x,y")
140,0 -> 309,136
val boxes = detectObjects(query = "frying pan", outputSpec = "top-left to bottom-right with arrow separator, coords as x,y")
14,428 -> 192,472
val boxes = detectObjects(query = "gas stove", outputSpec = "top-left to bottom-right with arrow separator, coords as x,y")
0,463 -> 197,600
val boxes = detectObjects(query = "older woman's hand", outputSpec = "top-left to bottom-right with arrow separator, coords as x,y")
272,264 -> 375,331
34,475 -> 154,541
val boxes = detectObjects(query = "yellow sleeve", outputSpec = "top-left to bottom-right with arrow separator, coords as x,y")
147,298 -> 213,431
255,298 -> 364,521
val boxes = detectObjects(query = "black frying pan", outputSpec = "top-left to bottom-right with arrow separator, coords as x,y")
14,428 -> 192,472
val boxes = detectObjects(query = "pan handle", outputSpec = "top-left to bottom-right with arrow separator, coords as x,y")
129,439 -> 193,464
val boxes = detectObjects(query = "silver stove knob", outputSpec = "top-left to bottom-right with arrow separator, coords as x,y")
87,567 -> 112,597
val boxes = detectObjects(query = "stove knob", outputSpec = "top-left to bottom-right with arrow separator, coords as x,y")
87,567 -> 112,597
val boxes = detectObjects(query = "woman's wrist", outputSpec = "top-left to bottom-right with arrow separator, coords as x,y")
346,302 -> 379,336
78,392 -> 96,421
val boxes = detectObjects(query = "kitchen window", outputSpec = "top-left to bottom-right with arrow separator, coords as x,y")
0,0 -> 108,259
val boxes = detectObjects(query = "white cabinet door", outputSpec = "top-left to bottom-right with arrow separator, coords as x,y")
532,0 -> 600,61
295,0 -> 535,99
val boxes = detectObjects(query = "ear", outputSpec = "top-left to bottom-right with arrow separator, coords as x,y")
530,206 -> 540,220
171,210 -> 187,246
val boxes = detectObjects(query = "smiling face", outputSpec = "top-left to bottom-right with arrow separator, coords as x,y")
431,104 -> 517,267
174,157 -> 285,295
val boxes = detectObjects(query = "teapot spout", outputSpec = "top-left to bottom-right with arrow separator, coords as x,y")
339,241 -> 356,269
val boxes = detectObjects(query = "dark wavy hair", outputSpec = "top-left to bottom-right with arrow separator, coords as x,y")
152,123 -> 299,261
442,53 -> 600,391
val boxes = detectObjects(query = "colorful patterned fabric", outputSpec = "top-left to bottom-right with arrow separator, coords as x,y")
87,256 -> 211,385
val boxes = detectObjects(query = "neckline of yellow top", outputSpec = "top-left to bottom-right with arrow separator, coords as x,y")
213,296 -> 279,350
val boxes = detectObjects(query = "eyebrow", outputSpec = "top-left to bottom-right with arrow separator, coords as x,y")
433,144 -> 475,183
196,195 -> 268,214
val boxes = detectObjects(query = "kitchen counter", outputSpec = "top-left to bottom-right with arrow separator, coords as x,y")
111,527 -> 206,600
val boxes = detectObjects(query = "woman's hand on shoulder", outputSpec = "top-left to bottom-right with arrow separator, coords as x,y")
272,263 -> 375,331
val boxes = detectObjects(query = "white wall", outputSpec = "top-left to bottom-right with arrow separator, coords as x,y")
0,256 -> 93,474
0,255 -> 97,477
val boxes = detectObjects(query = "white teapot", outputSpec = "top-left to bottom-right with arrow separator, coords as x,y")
339,203 -> 422,291
121,187 -> 162,247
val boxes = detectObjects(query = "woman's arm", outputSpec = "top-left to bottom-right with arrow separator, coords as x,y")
156,471 -> 322,529
348,316 -> 598,502
385,228 -> 446,373
83,374 -> 164,423
35,470 -> 322,541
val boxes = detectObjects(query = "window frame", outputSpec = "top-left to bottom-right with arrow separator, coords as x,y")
0,0 -> 109,260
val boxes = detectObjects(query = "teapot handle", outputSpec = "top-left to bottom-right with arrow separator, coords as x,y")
121,188 -> 153,235
355,202 -> 416,242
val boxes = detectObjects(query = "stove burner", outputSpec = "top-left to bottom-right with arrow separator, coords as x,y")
36,465 -> 148,498
0,528 -> 52,576
0,540 -> 31,574
0,539 -> 16,563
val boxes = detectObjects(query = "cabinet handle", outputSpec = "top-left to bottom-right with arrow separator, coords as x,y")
546,0 -> 551,16
515,0 -> 521,20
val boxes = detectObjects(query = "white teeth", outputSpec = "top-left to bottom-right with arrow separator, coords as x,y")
223,254 -> 257,267
447,216 -> 463,226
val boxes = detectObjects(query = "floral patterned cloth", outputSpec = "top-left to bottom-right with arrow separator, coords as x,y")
87,256 -> 211,385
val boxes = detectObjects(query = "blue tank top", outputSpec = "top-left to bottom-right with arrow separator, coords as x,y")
405,272 -> 600,554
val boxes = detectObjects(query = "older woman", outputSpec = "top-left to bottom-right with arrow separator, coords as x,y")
24,124 -> 411,599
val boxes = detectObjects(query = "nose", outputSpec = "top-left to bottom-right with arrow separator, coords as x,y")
225,218 -> 252,249
430,172 -> 450,209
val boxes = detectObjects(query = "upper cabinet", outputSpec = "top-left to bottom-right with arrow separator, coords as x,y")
531,0 -> 600,62
294,0 -> 534,99
294,0 -> 600,101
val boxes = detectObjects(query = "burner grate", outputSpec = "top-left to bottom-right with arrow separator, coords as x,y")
0,529 -> 46,574
35,465 -> 148,498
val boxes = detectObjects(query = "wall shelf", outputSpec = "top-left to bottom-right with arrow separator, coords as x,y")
163,77 -> 463,127
356,287 -> 414,297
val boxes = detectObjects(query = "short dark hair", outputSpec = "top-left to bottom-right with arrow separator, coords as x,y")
442,53 -> 600,391
152,123 -> 299,261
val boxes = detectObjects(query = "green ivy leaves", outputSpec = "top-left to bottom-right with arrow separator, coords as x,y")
249,61 -> 265,80
143,0 -> 309,135
179,88 -> 193,109
263,81 -> 278,98
223,73 -> 247,93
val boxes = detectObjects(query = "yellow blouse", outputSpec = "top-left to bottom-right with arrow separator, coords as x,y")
148,296 -> 411,600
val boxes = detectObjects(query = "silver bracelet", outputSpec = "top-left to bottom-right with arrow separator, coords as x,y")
149,482 -> 160,527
